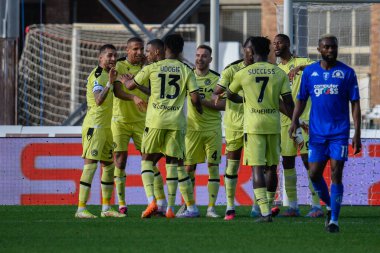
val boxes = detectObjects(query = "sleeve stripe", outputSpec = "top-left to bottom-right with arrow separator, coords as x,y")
133,78 -> 142,86
281,92 -> 291,96
217,84 -> 227,90
227,87 -> 238,95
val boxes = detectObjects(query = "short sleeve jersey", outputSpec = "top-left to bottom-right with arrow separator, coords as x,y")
229,62 -> 291,134
278,57 -> 314,126
298,61 -> 360,141
113,58 -> 148,123
134,59 -> 199,130
187,69 -> 221,131
83,66 -> 113,129
218,60 -> 246,131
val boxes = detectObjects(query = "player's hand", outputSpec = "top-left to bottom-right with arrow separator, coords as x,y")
292,127 -> 304,149
120,74 -> 133,84
212,92 -> 225,106
109,67 -> 117,84
133,95 -> 147,112
299,119 -> 309,135
288,66 -> 301,82
352,133 -> 362,155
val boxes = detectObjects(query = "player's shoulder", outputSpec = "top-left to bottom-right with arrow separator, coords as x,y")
303,61 -> 320,73
223,59 -> 244,70
117,56 -> 127,62
177,59 -> 194,71
208,69 -> 220,77
93,66 -> 104,78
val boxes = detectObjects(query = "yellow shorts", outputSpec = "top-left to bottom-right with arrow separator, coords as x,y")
243,133 -> 280,166
141,127 -> 185,159
81,127 -> 114,162
281,125 -> 309,156
185,129 -> 222,165
225,129 -> 244,152
111,120 -> 145,152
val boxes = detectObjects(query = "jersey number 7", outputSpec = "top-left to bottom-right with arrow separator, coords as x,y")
256,76 -> 269,103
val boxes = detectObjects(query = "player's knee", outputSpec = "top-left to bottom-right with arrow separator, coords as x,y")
282,156 -> 295,169
208,165 -> 219,179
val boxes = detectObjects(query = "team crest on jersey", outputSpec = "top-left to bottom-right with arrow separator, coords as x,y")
311,72 -> 319,77
332,70 -> 344,79
204,79 -> 211,85
323,72 -> 330,80
91,149 -> 98,157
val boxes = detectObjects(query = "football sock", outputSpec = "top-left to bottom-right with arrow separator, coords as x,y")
166,163 -> 178,207
114,167 -> 126,207
141,160 -> 155,203
78,163 -> 97,209
178,165 -> 195,206
284,168 -> 298,207
208,165 -> 220,207
266,191 -> 276,207
308,170 -> 321,208
153,166 -> 166,204
330,183 -> 344,222
225,159 -> 239,210
101,163 -> 115,210
188,170 -> 196,189
254,187 -> 270,216
311,177 -> 331,208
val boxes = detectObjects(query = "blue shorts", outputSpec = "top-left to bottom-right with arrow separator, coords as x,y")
308,139 -> 349,162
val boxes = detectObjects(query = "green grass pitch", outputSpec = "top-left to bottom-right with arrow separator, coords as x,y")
0,205 -> 379,253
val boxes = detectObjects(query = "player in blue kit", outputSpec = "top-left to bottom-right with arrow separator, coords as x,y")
289,34 -> 362,233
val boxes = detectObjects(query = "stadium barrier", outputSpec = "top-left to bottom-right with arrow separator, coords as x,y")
0,126 -> 379,206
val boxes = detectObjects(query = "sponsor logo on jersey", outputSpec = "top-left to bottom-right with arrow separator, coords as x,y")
313,84 -> 339,97
311,71 -> 319,77
323,72 -> 330,80
332,70 -> 344,79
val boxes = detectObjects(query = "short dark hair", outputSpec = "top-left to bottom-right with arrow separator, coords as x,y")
99,44 -> 116,54
243,36 -> 255,48
147,39 -> 164,50
275,34 -> 290,44
318,34 -> 338,46
251,36 -> 271,56
164,34 -> 184,56
127,37 -> 144,45
197,44 -> 212,54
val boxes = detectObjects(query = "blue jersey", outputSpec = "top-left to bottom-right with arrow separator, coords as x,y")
298,61 -> 360,142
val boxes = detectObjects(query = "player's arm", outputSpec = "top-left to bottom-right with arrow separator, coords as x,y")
279,99 -> 292,119
226,75 -> 243,103
351,100 -> 361,154
227,89 -> 243,103
113,82 -> 147,112
211,84 -> 226,106
94,67 -> 116,106
289,99 -> 307,136
190,90 -> 203,114
201,96 -> 225,111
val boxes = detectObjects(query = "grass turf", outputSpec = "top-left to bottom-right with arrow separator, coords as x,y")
0,205 -> 379,253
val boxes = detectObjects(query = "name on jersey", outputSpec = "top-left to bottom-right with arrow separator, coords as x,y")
160,66 -> 180,73
248,68 -> 275,75
152,102 -> 180,111
249,108 -> 277,114
313,84 -> 339,97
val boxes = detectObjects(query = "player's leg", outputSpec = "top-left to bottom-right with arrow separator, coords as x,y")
75,127 -> 101,218
224,130 -> 243,220
263,165 -> 281,217
280,125 -> 300,216
205,129 -> 222,218
112,122 -> 130,214
302,151 -> 324,218
151,153 -> 167,215
326,140 -> 348,233
247,134 -> 272,222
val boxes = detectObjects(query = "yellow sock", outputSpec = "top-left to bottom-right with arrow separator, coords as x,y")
308,170 -> 321,207
141,160 -> 154,201
114,167 -> 126,206
101,163 -> 115,205
78,163 -> 97,208
225,160 -> 239,209
208,165 -> 220,207
188,170 -> 196,189
153,166 -> 166,202
254,187 -> 270,216
266,191 -> 276,206
284,168 -> 297,204
166,163 -> 178,207
178,165 -> 195,206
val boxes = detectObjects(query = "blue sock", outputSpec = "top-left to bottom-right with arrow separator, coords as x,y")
311,177 -> 331,208
330,183 -> 344,222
